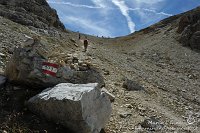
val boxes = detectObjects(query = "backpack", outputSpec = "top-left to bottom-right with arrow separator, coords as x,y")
84,40 -> 88,45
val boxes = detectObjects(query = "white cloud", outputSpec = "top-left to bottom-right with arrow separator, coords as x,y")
47,0 -> 172,36
111,0 -> 136,33
142,8 -> 172,16
125,0 -> 171,25
134,0 -> 165,5
48,1 -> 102,9
129,8 -> 172,17
91,0 -> 116,16
92,0 -> 107,8
61,16 -> 112,36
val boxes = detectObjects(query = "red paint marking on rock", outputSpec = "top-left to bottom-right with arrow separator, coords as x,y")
42,62 -> 59,77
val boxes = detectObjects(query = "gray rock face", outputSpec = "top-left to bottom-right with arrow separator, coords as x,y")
5,37 -> 105,88
27,83 -> 112,133
0,75 -> 7,89
177,15 -> 191,33
179,25 -> 193,46
0,0 -> 65,30
178,7 -> 200,50
190,31 -> 200,49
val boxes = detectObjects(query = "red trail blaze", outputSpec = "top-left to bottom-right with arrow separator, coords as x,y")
42,62 -> 59,77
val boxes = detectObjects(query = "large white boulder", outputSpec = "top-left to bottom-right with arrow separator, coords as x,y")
27,83 -> 112,133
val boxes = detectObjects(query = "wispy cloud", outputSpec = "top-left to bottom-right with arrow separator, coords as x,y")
48,1 -> 102,9
47,0 -> 174,36
61,15 -> 112,36
134,0 -> 165,5
111,0 -> 136,33
91,0 -> 115,15
92,0 -> 107,8
48,0 -> 171,17
128,8 -> 172,17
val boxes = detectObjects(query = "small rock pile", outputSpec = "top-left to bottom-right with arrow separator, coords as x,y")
177,7 -> 200,50
64,54 -> 92,71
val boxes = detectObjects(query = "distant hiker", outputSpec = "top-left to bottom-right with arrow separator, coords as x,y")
83,37 -> 88,52
78,33 -> 81,40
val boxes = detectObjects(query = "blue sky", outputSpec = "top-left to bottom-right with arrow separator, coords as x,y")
47,0 -> 200,37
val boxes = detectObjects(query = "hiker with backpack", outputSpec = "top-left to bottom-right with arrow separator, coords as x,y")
83,37 -> 88,52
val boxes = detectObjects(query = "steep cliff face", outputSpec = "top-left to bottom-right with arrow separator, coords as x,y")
0,0 -> 65,30
177,7 -> 200,50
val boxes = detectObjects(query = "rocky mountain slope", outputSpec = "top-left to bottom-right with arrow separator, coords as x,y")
0,1 -> 200,133
178,7 -> 200,50
0,0 -> 65,30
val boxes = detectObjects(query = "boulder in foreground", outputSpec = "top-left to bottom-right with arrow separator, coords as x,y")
27,83 -> 112,133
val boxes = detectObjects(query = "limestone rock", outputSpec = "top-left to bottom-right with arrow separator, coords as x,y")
22,37 -> 34,47
190,31 -> 200,49
179,25 -> 193,46
103,70 -> 110,75
119,111 -> 132,118
101,88 -> 115,102
27,83 -> 112,133
0,0 -> 65,30
193,20 -> 200,31
122,78 -> 144,91
0,53 -> 5,57
177,15 -> 191,33
177,7 -> 200,50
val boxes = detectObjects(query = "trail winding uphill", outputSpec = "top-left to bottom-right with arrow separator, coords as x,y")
79,21 -> 200,132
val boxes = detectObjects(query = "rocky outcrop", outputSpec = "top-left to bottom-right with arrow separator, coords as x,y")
5,36 -> 105,88
177,15 -> 191,33
177,7 -> 200,50
27,83 -> 112,133
0,0 -> 65,30
189,31 -> 200,50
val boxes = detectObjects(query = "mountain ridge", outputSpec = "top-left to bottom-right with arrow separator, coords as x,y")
0,0 -> 65,30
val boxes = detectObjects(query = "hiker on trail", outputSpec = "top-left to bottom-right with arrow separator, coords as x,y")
83,37 -> 88,52
78,33 -> 81,40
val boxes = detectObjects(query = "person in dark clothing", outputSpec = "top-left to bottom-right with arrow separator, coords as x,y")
78,33 -> 81,40
83,39 -> 88,52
